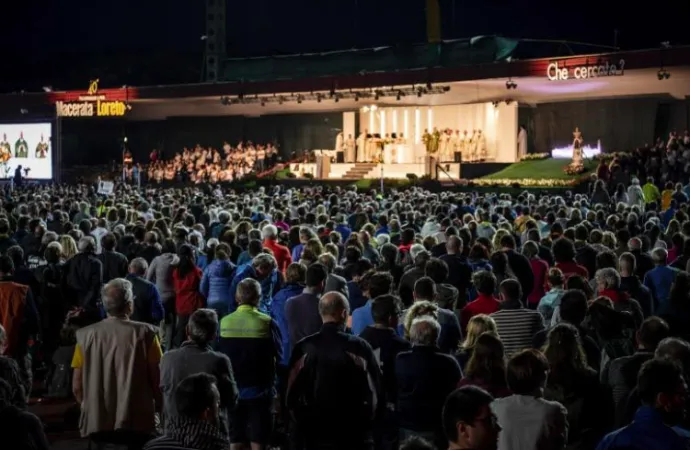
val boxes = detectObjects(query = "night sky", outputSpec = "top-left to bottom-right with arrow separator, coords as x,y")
3,0 -> 689,92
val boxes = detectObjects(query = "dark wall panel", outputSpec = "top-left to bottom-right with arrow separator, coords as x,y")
531,98 -> 661,154
60,112 -> 343,165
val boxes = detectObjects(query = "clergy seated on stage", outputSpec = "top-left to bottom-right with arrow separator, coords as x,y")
141,140 -> 280,184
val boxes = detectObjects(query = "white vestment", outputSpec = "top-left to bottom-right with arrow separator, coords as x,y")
356,134 -> 366,162
518,128 -> 528,159
345,138 -> 356,163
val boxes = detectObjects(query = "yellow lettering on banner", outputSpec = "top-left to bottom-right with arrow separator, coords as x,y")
96,100 -> 127,116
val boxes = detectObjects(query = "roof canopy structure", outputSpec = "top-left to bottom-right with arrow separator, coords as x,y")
1,44 -> 688,121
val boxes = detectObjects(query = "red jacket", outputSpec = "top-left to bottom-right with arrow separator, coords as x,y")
263,239 -> 292,274
460,293 -> 500,334
173,267 -> 205,316
528,258 -> 549,305
554,261 -> 589,282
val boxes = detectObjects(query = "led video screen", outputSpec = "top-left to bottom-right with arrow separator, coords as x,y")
0,122 -> 53,180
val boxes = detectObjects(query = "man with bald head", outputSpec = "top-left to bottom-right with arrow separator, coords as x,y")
287,291 -> 383,450
439,235 -> 473,307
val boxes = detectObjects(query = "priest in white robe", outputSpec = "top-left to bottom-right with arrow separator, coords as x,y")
518,125 -> 528,159
345,134 -> 356,163
356,132 -> 367,162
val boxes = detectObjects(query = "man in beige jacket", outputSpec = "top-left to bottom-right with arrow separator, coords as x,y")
72,278 -> 162,448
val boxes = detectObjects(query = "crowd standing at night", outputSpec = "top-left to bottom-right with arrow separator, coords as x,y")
3,134 -> 690,450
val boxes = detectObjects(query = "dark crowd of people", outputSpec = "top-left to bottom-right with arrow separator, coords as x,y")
3,132 -> 690,450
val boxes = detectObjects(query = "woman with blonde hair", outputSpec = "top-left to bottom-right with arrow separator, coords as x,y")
458,332 -> 511,398
402,300 -> 438,340
455,314 -> 497,371
59,235 -> 78,260
491,228 -> 510,250
304,238 -> 324,260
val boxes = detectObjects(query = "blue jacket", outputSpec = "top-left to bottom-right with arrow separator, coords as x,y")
347,280 -> 367,312
228,264 -> 281,314
125,274 -> 164,325
334,224 -> 352,242
218,305 -> 282,399
291,244 -> 304,263
270,283 -> 304,366
200,259 -> 236,317
596,406 -> 690,450
236,251 -> 252,267
351,301 -> 373,336
644,265 -> 679,316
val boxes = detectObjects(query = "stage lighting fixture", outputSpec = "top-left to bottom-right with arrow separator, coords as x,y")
374,90 -> 380,101
317,93 -> 322,103
505,79 -> 517,90
334,94 -> 340,103
396,90 -> 403,101
42,86 -> 52,92
354,93 -> 359,101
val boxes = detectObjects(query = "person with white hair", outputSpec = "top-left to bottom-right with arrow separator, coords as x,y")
262,223 -> 292,273
72,278 -> 162,445
644,247 -> 679,316
626,177 -> 645,208
395,315 -> 462,444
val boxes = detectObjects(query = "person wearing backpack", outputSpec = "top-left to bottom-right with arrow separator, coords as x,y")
286,291 -> 383,450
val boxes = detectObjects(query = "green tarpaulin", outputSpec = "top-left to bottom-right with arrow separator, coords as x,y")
220,36 -> 519,83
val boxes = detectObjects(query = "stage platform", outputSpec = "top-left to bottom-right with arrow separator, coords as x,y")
289,161 -> 511,181
291,162 -> 459,180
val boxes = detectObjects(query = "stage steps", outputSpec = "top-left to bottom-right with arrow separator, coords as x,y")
340,163 -> 379,179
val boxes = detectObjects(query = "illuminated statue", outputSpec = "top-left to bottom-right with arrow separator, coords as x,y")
572,127 -> 584,165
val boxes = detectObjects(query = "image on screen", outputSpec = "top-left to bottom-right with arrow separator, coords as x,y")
0,123 -> 53,180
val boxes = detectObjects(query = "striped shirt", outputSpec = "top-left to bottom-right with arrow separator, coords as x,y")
490,304 -> 545,356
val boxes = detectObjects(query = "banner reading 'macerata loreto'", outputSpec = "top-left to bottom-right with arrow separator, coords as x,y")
55,79 -> 133,118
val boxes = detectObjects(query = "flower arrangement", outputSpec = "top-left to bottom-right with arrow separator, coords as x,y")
595,152 -> 630,161
520,153 -> 549,161
468,177 -> 587,188
563,162 -> 586,175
